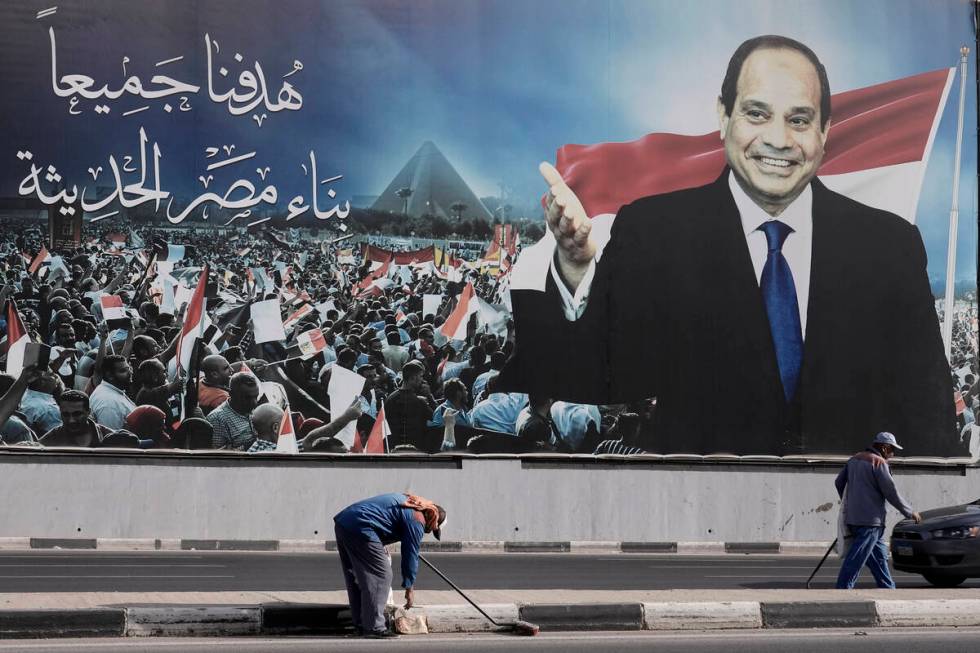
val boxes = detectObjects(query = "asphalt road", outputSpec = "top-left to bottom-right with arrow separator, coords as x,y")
0,551 -> 977,593
1,629 -> 979,653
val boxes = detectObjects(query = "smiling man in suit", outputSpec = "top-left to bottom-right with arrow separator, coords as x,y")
500,35 -> 960,456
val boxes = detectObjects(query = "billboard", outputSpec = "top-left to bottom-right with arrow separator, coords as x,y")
0,1 -> 976,458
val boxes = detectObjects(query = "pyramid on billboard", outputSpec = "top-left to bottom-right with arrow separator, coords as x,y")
372,141 -> 493,221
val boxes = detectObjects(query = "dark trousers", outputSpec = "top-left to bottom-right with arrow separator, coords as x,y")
334,523 -> 392,633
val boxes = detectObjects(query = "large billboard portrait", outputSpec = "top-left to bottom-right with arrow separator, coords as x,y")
0,1 -> 976,459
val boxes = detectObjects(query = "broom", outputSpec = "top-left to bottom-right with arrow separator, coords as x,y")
418,554 -> 539,636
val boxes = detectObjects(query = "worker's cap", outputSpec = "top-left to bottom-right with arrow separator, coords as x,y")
873,431 -> 903,450
433,506 -> 447,541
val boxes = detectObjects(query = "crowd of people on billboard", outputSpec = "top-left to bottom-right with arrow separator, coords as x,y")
0,217 -> 655,455
0,208 -> 974,457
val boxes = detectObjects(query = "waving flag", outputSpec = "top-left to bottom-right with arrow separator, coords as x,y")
152,240 -> 196,263
175,265 -> 209,375
553,68 -> 953,225
4,300 -> 30,377
297,328 -> 328,359
363,402 -> 390,454
28,246 -> 50,274
282,303 -> 313,331
513,68 -> 955,292
439,282 -> 477,341
355,256 -> 392,295
275,406 -> 300,454
99,295 -> 127,322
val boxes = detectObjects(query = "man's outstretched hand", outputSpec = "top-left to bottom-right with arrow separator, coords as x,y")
540,161 -> 596,290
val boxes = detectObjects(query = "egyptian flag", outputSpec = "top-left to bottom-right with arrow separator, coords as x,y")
355,256 -> 392,294
28,246 -> 51,274
100,295 -> 127,322
351,430 -> 364,453
282,303 -> 313,330
954,391 -> 966,416
297,328 -> 327,359
513,68 -> 955,289
552,68 -> 953,224
4,300 -> 30,377
439,282 -> 477,341
358,402 -> 390,454
175,265 -> 209,375
152,239 -> 196,263
356,278 -> 394,299
275,405 -> 300,453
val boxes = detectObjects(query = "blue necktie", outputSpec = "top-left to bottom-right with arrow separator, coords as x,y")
758,220 -> 803,402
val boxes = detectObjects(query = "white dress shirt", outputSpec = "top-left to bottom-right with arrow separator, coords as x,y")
552,171 -> 813,338
89,381 -> 136,431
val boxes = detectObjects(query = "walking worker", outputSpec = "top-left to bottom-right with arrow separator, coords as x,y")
333,493 -> 447,638
834,432 -> 922,589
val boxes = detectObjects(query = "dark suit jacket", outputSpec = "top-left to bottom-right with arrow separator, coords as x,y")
499,171 -> 960,456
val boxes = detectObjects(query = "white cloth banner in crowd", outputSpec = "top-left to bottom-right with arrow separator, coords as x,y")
327,365 -> 366,448
251,299 -> 287,344
422,294 -> 441,318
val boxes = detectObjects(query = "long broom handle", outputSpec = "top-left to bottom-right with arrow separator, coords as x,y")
805,538 -> 838,589
418,553 -> 503,626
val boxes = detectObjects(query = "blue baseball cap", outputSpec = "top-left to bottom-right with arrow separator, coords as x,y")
873,431 -> 903,450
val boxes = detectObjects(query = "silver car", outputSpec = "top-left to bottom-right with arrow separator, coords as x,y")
891,498 -> 980,587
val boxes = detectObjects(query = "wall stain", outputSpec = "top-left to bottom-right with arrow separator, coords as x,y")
814,502 -> 834,513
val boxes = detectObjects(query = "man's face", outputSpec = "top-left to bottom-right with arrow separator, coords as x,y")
34,371 -> 63,397
146,362 -> 167,388
718,48 -> 828,215
59,400 -> 89,433
231,383 -> 261,414
361,368 -> 377,391
108,361 -> 132,389
207,358 -> 234,385
448,386 -> 467,407
135,338 -> 160,361
56,326 -> 76,347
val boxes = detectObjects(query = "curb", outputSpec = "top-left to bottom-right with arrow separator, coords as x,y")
126,606 -> 261,637
760,601 -> 877,628
520,603 -> 644,631
0,538 -> 833,554
0,609 -> 124,638
1,600 -> 980,638
643,601 -> 762,630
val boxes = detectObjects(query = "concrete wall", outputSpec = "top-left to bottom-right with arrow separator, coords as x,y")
1,451 -> 976,542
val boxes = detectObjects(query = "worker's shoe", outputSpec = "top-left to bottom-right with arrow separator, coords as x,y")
363,629 -> 400,639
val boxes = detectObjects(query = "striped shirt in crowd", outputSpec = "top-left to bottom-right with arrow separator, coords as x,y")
207,400 -> 255,450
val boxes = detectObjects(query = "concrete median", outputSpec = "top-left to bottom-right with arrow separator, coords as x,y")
126,606 -> 261,637
2,597 -> 980,637
0,608 -> 125,638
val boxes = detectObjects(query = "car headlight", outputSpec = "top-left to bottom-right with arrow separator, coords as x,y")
930,526 -> 980,539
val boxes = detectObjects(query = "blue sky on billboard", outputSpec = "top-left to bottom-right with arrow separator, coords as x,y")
0,0 -> 975,281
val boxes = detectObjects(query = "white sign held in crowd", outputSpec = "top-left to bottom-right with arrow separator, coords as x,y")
327,365 -> 366,448
250,299 -> 287,344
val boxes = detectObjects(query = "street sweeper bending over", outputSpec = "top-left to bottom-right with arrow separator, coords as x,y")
333,493 -> 446,638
